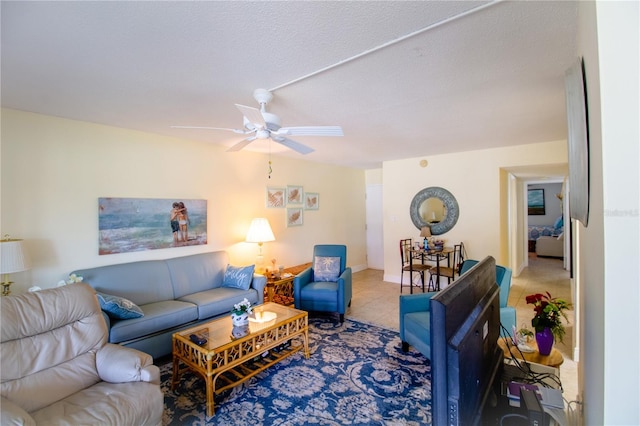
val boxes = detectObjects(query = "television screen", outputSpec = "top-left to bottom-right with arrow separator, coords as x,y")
431,256 -> 503,426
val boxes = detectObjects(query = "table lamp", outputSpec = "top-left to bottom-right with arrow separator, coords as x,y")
245,218 -> 275,273
420,226 -> 432,249
1,237 -> 31,296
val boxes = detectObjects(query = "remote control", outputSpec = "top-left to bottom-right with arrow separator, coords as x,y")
189,334 -> 207,345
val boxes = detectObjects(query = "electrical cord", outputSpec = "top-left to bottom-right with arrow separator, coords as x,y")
498,324 -> 564,391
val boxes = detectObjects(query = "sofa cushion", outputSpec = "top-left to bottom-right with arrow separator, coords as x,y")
179,287 -> 259,320
97,293 -> 144,319
166,251 -> 229,298
107,300 -> 198,344
73,260 -> 174,306
300,281 -> 338,302
313,256 -> 340,282
31,381 -> 163,426
221,264 -> 255,290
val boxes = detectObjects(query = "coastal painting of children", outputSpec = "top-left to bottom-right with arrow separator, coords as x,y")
99,197 -> 207,255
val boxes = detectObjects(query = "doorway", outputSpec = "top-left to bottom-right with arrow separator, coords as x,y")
365,184 -> 384,270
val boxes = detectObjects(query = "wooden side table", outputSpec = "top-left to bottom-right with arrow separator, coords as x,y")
497,337 -> 564,368
265,275 -> 295,305
263,262 -> 312,306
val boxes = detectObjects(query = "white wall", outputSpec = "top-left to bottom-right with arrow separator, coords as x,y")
381,141 -> 567,284
0,109 -> 367,292
578,2 -> 640,424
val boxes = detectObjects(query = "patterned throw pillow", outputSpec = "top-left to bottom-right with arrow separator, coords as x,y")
314,256 -> 341,282
222,264 -> 255,290
96,292 -> 144,319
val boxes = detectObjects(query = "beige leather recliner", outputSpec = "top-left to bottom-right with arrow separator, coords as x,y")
0,283 -> 163,425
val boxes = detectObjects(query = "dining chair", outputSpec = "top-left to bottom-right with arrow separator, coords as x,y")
399,239 -> 432,293
428,242 -> 465,289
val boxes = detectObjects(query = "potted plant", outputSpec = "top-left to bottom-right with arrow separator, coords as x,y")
230,298 -> 253,326
526,292 -> 571,355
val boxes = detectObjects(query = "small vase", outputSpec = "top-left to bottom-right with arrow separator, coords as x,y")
231,312 -> 249,327
535,327 -> 554,355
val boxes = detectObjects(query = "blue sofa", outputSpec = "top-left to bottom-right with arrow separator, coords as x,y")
399,259 -> 515,359
73,251 -> 266,359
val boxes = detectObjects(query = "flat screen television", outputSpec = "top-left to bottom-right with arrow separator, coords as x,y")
430,256 -> 503,426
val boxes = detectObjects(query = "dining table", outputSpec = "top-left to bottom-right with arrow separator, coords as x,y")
408,246 -> 454,292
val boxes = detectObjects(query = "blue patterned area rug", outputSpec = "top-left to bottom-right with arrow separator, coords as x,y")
160,317 -> 432,425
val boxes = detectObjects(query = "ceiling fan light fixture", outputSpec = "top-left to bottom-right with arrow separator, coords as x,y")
256,129 -> 270,139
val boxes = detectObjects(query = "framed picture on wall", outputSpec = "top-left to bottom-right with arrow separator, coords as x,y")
287,185 -> 303,205
266,187 -> 285,208
528,189 -> 545,215
286,207 -> 303,227
98,197 -> 207,255
565,57 -> 590,226
304,192 -> 319,210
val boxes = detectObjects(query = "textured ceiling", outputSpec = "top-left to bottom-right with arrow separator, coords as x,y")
1,1 -> 578,171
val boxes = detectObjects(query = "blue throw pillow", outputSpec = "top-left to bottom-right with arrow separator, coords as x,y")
222,264 -> 255,290
96,292 -> 144,319
314,256 -> 341,282
554,216 -> 564,231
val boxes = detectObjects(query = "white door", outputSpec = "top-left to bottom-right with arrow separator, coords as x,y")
366,184 -> 384,270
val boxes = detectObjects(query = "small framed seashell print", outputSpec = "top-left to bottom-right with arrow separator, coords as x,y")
286,207 -> 303,227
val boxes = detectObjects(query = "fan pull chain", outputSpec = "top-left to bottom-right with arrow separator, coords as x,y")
268,141 -> 273,179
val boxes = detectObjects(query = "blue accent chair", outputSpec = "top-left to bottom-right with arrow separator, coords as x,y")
399,291 -> 438,358
460,259 -> 516,337
293,245 -> 352,322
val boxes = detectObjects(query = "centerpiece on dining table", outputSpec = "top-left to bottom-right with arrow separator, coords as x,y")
432,239 -> 445,250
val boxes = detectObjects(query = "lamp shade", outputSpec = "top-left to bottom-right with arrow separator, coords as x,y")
1,239 -> 31,274
419,226 -> 432,238
245,218 -> 275,244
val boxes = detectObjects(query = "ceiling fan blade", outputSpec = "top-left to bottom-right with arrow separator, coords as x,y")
171,125 -> 246,134
235,104 -> 266,128
272,136 -> 314,155
276,126 -> 344,137
227,136 -> 257,152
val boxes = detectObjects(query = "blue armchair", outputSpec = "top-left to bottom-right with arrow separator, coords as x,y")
460,259 -> 515,337
293,245 -> 352,322
399,291 -> 438,358
399,259 -> 515,359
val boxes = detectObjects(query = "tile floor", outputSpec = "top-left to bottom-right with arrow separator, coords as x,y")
346,254 -> 579,409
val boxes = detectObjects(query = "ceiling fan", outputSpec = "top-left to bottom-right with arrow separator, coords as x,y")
172,89 -> 343,155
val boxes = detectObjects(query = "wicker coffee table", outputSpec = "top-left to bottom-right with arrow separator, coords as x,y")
171,302 -> 309,417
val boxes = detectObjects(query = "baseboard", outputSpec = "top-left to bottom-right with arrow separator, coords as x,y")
383,273 -> 401,284
351,263 -> 368,273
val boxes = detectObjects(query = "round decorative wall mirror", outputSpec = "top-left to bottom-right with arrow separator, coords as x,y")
410,186 -> 459,235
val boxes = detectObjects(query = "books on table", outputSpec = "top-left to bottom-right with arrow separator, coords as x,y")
506,381 -> 565,409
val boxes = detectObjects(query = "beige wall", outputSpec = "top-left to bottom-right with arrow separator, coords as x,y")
578,2 -> 639,424
0,109 -> 367,292
381,141 -> 567,284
